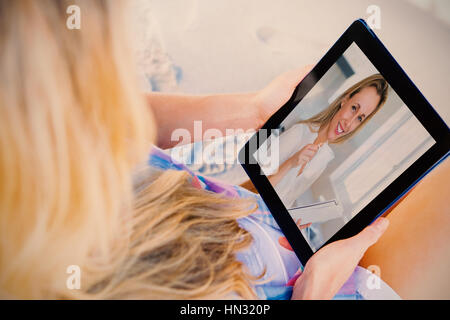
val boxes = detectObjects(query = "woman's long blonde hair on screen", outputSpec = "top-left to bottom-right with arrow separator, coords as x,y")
0,0 -> 260,299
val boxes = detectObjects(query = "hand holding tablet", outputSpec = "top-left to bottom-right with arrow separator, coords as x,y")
239,19 -> 450,265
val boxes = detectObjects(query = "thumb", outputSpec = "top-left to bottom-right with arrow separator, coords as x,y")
350,217 -> 389,252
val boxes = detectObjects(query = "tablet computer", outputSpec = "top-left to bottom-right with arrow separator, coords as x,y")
238,19 -> 450,265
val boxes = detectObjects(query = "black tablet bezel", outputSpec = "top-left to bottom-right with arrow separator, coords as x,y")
239,19 -> 450,265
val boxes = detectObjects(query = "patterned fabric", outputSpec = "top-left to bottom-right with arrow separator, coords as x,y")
148,145 -> 401,300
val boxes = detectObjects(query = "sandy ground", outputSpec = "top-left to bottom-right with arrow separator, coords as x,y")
146,0 -> 450,124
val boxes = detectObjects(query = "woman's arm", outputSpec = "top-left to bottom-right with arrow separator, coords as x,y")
147,92 -> 260,149
147,66 -> 312,149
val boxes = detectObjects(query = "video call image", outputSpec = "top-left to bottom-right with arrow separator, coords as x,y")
255,43 -> 436,252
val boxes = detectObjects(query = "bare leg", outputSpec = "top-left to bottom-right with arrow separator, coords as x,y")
360,158 -> 450,299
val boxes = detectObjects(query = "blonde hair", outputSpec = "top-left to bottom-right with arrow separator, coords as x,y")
300,74 -> 389,143
0,0 -> 259,299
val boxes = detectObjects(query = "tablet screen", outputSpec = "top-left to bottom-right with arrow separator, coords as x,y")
253,43 -> 436,252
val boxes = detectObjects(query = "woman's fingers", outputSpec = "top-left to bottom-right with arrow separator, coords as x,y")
349,217 -> 389,252
297,161 -> 307,176
301,150 -> 317,159
298,223 -> 312,230
274,65 -> 314,93
257,65 -> 313,121
297,144 -> 319,162
291,217 -> 389,299
299,144 -> 319,154
295,144 -> 320,175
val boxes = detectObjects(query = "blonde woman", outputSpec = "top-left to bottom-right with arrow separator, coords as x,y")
0,0 -> 395,300
268,74 -> 389,209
